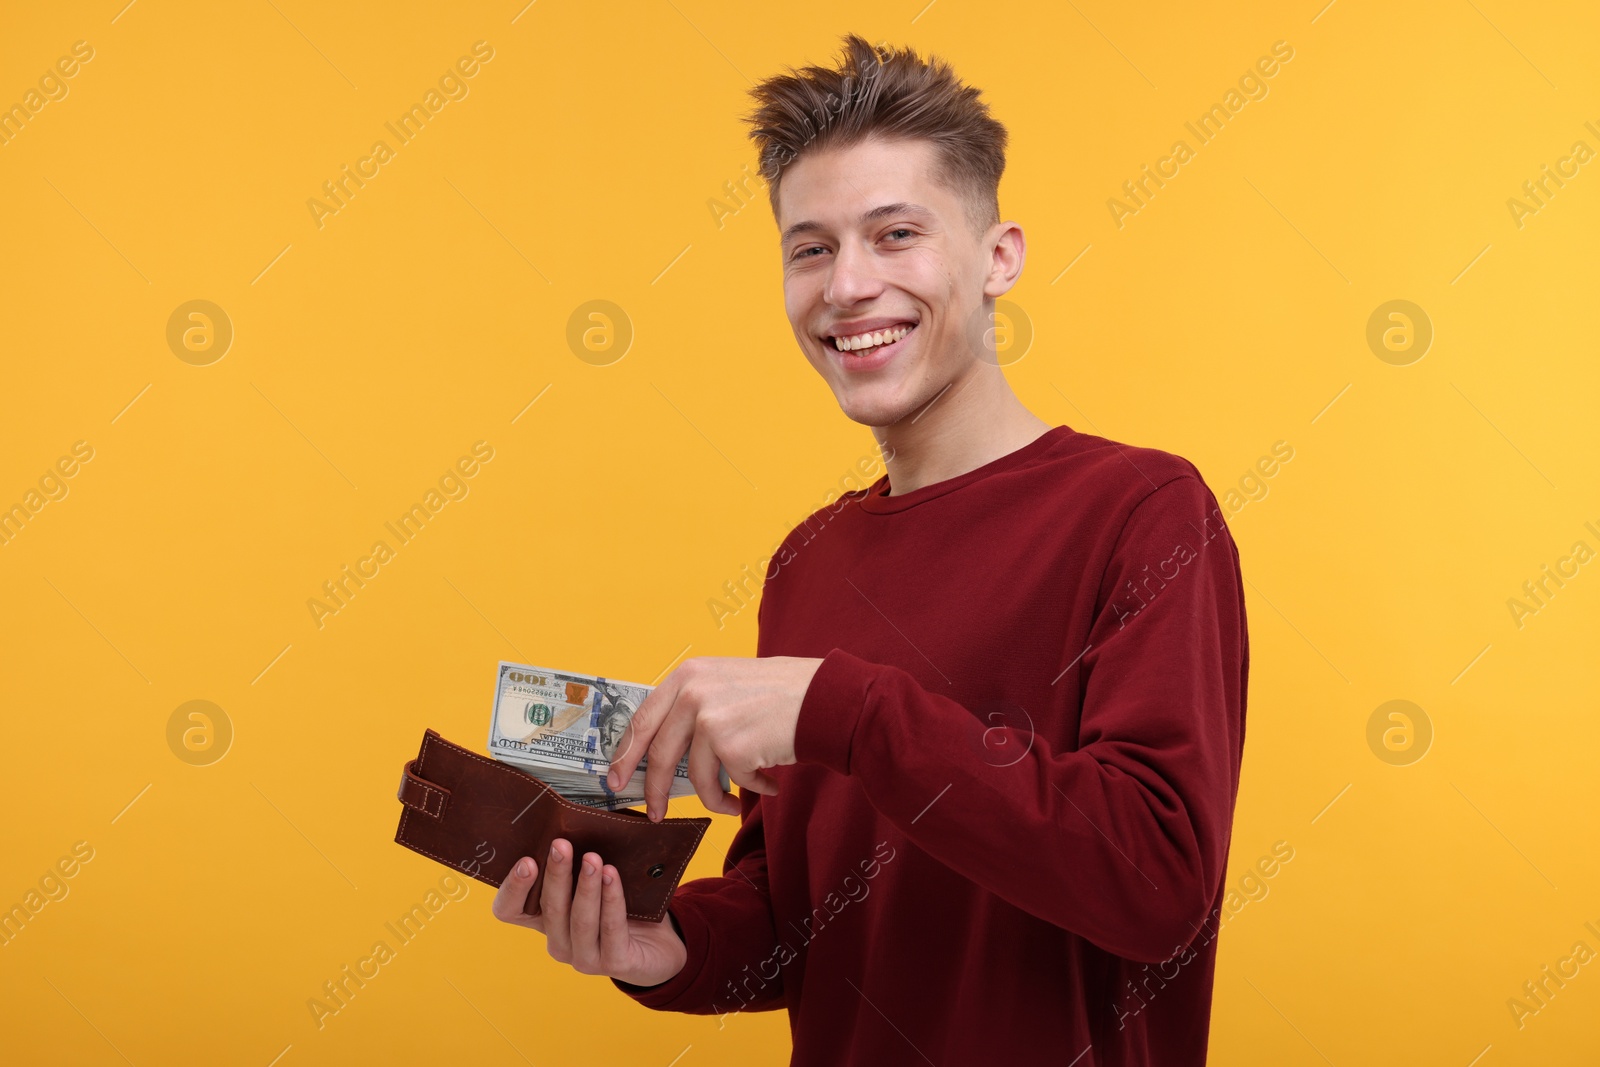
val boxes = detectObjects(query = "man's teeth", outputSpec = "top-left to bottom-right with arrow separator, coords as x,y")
832,324 -> 914,352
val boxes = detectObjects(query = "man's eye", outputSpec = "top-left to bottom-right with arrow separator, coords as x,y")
794,245 -> 827,259
886,228 -> 914,241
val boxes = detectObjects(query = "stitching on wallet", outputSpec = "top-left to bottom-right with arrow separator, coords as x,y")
398,731 -> 709,922
420,730 -> 698,829
396,824 -> 690,923
656,818 -> 710,901
401,768 -> 448,817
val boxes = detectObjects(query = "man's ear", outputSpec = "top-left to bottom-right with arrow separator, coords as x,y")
983,220 -> 1026,299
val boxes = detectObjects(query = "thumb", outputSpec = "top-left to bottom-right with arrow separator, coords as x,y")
492,855 -> 545,927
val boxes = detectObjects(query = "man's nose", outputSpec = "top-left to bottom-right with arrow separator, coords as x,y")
823,241 -> 882,308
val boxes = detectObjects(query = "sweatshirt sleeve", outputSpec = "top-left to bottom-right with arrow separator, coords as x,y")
611,757 -> 786,1015
792,474 -> 1248,964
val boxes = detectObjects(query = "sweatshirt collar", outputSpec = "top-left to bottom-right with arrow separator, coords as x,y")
858,425 -> 1075,514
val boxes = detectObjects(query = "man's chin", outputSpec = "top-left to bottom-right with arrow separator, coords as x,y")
832,382 -> 943,430
834,396 -> 912,429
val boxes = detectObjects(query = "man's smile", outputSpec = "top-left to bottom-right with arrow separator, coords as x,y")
824,318 -> 918,349
822,320 -> 919,371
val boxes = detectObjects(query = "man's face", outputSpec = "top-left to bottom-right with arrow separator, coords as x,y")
777,136 -> 1007,428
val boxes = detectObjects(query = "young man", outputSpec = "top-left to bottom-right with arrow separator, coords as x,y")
493,34 -> 1249,1065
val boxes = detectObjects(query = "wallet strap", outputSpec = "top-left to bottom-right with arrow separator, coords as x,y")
397,758 -> 451,818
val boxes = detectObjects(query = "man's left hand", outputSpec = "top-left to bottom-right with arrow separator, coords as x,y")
605,656 -> 825,821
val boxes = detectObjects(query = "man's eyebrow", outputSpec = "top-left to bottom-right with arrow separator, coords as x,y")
780,202 -> 936,246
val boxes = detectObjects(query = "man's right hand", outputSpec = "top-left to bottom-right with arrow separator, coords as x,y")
491,837 -> 688,989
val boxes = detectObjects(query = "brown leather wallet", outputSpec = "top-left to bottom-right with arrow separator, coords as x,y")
393,728 -> 711,923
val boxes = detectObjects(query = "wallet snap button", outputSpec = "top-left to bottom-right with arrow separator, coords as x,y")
647,863 -> 665,878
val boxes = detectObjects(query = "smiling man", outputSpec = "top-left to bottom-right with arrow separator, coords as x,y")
492,34 -> 1249,1065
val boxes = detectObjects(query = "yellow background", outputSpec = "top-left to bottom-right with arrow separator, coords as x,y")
2,0 -> 1597,1063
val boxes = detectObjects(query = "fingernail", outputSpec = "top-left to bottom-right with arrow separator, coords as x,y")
549,842 -> 560,861
516,858 -> 532,878
606,770 -> 619,789
583,859 -> 596,877
601,868 -> 614,886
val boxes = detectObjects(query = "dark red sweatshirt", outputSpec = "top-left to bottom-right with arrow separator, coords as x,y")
616,425 -> 1249,1066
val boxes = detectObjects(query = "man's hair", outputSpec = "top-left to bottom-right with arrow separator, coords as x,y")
743,34 -> 1009,237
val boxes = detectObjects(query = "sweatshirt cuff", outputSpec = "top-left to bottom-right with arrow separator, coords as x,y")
793,648 -> 875,776
610,901 -> 709,1008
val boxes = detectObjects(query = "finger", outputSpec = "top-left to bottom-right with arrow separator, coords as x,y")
643,710 -> 698,822
597,864 -> 633,973
607,666 -> 689,790
491,856 -> 546,931
727,765 -> 781,797
567,852 -> 605,973
540,839 -> 574,961
688,732 -> 740,816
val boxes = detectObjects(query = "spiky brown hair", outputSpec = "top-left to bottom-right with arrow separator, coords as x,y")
743,34 -> 1009,237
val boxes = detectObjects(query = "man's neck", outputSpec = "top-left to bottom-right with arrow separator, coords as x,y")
872,365 -> 1052,496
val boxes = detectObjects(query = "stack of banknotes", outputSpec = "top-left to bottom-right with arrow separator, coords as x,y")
488,660 -> 725,811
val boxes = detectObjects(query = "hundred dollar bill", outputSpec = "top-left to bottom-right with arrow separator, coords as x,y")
488,661 -> 727,811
